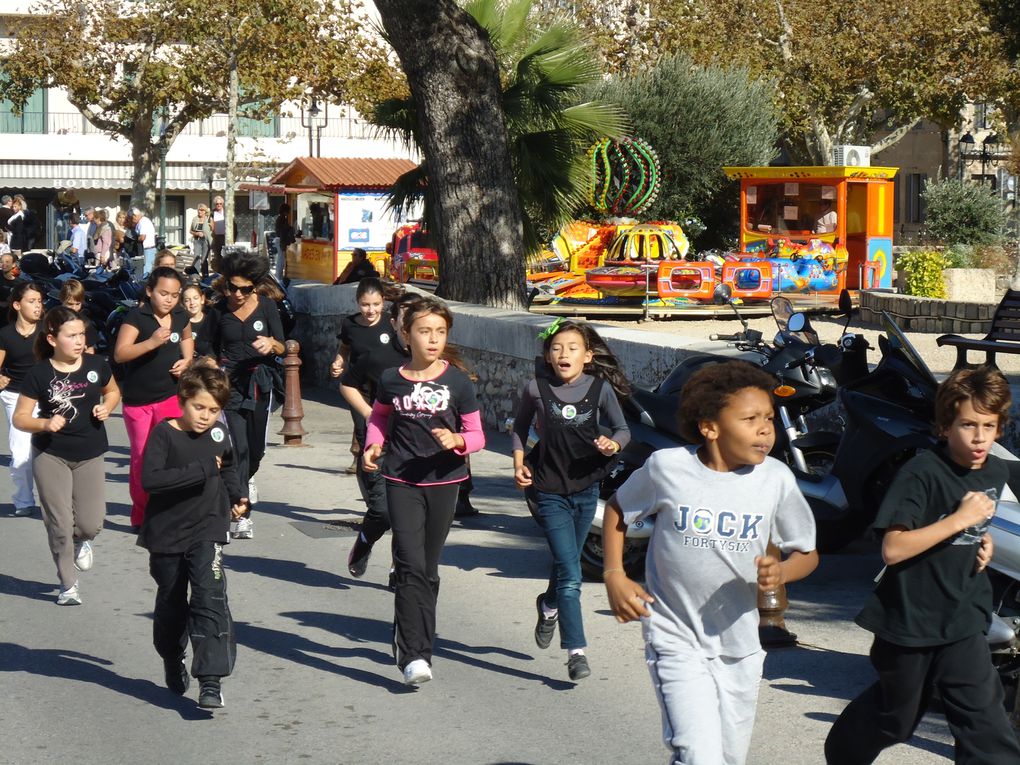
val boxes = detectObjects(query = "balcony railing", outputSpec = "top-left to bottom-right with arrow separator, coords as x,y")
2,110 -> 379,140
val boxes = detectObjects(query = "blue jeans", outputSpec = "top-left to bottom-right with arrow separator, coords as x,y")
142,246 -> 157,276
534,484 -> 599,650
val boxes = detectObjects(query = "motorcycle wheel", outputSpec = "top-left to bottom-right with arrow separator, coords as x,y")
579,530 -> 646,582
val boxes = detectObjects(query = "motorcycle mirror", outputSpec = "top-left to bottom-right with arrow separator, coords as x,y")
712,283 -> 733,305
838,289 -> 853,315
788,313 -> 806,332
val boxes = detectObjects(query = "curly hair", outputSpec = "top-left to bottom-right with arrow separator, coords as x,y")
541,320 -> 631,400
935,365 -> 1011,435
219,248 -> 270,284
676,360 -> 777,444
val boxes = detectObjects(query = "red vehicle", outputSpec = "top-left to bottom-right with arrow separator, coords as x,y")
389,223 -> 439,285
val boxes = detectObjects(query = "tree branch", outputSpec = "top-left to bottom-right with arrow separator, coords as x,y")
871,118 -> 922,154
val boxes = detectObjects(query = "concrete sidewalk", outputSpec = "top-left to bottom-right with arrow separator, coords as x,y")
0,385 -> 957,764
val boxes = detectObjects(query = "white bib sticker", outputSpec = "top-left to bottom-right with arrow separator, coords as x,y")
253,320 -> 264,332
86,370 -> 99,383
562,404 -> 577,420
379,333 -> 390,344
210,427 -> 225,443
169,332 -> 180,343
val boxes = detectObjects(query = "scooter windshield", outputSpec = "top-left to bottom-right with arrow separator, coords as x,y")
881,311 -> 938,389
771,297 -> 819,345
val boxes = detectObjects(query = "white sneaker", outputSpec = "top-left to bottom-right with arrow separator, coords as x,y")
402,659 -> 432,686
231,516 -> 254,539
247,478 -> 258,505
57,582 -> 81,606
74,540 -> 93,571
13,505 -> 33,517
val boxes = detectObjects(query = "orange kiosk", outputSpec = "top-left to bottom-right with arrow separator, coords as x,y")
723,165 -> 898,289
267,157 -> 419,284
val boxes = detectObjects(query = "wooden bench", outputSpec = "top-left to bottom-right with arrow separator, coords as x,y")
936,290 -> 1020,371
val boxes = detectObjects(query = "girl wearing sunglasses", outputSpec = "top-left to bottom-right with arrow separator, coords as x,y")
213,250 -> 285,539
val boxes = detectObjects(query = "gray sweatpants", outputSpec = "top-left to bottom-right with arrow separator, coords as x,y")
645,638 -> 765,765
33,450 -> 106,588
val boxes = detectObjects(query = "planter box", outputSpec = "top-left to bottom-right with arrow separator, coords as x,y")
943,268 -> 996,303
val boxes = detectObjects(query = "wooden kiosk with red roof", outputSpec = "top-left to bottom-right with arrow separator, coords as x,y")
268,157 -> 418,284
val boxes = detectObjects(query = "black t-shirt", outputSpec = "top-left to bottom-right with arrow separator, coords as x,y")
21,354 -> 113,460
137,419 -> 242,553
340,323 -> 407,400
216,295 -> 284,393
374,362 -> 479,484
0,322 -> 41,393
190,309 -> 220,359
338,314 -> 390,369
121,303 -> 190,406
855,447 -> 1006,647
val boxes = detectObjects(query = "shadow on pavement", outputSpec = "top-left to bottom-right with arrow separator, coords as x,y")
0,572 -> 56,603
764,643 -> 870,702
234,620 -> 412,694
225,554 -> 350,591
0,643 -> 209,720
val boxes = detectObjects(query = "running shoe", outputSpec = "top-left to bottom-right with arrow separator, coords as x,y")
198,677 -> 224,708
74,540 -> 93,572
164,656 -> 190,695
534,593 -> 557,649
402,659 -> 432,686
347,535 -> 373,577
567,653 -> 591,681
13,505 -> 33,517
231,516 -> 254,539
56,582 -> 81,606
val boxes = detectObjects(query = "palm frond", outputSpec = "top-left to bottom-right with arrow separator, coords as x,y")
385,163 -> 428,221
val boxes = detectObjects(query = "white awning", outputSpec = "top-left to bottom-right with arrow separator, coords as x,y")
0,160 -> 229,192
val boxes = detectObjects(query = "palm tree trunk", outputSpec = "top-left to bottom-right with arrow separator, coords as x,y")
374,0 -> 527,310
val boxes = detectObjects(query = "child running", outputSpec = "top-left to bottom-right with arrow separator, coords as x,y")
512,318 -> 631,681
59,279 -> 98,353
14,306 -> 121,605
0,281 -> 45,516
362,295 -> 485,686
138,358 -> 245,709
182,282 -> 219,358
603,360 -> 817,765
342,286 -> 413,580
114,266 -> 193,528
825,366 -> 1020,764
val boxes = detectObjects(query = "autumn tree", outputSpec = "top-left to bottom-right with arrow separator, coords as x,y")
372,0 -> 529,309
0,0 -> 391,218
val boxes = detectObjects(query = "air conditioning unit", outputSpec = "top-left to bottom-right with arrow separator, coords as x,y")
832,145 -> 871,167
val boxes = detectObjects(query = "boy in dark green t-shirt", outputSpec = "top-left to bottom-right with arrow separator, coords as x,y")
825,366 -> 1020,764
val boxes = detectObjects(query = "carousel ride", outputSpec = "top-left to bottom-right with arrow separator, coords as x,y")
526,137 -> 890,316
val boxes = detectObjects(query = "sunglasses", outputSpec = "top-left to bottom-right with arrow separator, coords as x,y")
226,282 -> 255,295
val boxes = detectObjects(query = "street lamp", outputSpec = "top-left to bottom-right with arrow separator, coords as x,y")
958,131 -> 975,181
158,113 -> 168,249
959,131 -> 1006,186
202,166 -> 218,212
300,97 -> 328,157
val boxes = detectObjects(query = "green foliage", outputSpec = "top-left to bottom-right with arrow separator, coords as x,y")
921,180 -> 1006,247
373,0 -> 626,255
897,249 -> 949,298
588,55 -> 779,248
944,243 -> 975,269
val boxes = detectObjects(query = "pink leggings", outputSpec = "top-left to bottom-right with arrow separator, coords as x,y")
123,395 -> 182,526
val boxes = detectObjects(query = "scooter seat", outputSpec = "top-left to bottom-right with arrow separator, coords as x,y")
629,388 -> 684,440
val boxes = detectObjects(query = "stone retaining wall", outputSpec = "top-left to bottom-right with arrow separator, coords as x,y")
859,290 -> 997,334
287,282 -> 752,429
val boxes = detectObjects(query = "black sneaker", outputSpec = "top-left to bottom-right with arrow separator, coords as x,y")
454,497 -> 479,518
534,593 -> 557,649
198,677 -> 224,708
347,535 -> 373,578
388,568 -> 397,591
163,656 -> 190,695
567,653 -> 591,681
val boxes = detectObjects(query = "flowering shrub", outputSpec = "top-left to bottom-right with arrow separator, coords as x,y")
896,250 -> 949,298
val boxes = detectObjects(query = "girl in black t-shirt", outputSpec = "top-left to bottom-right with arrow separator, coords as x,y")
14,307 -> 121,605
139,359 -> 245,709
0,281 -> 45,515
114,267 -> 193,528
363,296 -> 485,686
213,251 -> 285,540
182,282 -> 219,359
330,277 -> 388,475
59,280 -> 98,353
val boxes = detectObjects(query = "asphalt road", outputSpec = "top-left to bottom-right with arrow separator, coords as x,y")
0,387 -> 962,764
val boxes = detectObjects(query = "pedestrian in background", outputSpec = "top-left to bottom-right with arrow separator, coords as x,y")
13,306 -> 120,605
0,281 -> 45,516
133,207 -> 157,276
114,267 -> 193,528
139,358 -> 245,709
189,204 -> 212,277
93,209 -> 113,269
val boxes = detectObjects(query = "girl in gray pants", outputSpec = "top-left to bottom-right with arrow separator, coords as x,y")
14,307 -> 120,605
